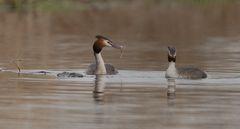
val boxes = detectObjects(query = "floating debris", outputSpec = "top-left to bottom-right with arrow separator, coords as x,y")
57,72 -> 84,78
36,71 -> 51,75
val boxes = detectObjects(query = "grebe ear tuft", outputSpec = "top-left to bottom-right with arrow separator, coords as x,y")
96,35 -> 110,41
167,46 -> 177,57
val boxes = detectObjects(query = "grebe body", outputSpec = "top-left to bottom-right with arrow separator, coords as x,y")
165,47 -> 207,79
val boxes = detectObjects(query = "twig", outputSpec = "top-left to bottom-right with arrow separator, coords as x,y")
12,59 -> 22,73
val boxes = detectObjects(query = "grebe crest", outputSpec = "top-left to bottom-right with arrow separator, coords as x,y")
86,35 -> 123,75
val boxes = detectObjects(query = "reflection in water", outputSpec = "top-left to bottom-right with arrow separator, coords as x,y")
167,96 -> 176,107
167,78 -> 176,99
93,75 -> 106,102
0,2 -> 240,129
167,78 -> 176,107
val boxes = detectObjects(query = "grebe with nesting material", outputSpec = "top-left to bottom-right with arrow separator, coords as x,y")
86,35 -> 123,75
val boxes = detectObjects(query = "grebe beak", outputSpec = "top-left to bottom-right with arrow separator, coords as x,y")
111,43 -> 123,50
109,41 -> 124,58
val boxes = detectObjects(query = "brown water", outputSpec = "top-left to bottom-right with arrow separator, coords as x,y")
1,1 -> 240,129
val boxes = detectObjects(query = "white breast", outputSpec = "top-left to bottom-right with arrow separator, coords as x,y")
165,62 -> 178,78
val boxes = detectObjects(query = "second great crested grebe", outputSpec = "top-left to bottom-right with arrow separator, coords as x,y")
86,35 -> 123,75
165,46 -> 207,79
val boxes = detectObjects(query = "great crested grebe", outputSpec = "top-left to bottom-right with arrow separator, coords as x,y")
86,35 -> 123,75
165,46 -> 207,79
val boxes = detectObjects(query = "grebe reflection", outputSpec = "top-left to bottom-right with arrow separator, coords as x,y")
167,78 -> 176,99
93,75 -> 106,102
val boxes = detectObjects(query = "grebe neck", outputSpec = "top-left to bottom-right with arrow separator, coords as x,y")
166,62 -> 178,78
94,52 -> 106,75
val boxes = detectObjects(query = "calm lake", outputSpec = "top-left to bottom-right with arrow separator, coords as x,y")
0,1 -> 240,129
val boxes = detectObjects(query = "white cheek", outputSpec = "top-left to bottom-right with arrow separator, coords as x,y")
168,51 -> 176,57
104,40 -> 112,47
168,51 -> 171,55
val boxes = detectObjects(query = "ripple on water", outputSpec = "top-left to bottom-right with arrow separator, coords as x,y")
3,69 -> 240,87
1,69 -> 240,129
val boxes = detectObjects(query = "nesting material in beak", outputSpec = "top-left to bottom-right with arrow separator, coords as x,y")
95,35 -> 124,58
111,43 -> 124,58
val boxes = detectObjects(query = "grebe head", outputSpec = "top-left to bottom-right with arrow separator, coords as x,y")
93,35 -> 123,54
168,46 -> 176,62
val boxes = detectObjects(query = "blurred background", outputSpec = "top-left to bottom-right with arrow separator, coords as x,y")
1,1 -> 240,129
0,0 -> 240,72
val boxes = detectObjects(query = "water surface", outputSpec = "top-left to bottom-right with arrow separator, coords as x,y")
0,1 -> 240,129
